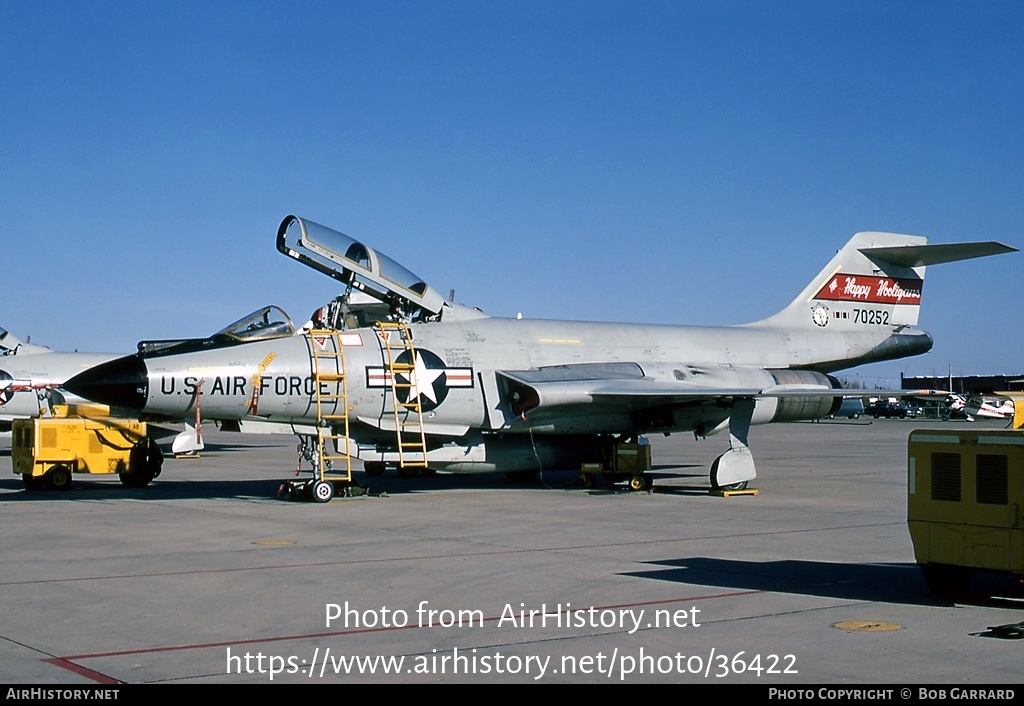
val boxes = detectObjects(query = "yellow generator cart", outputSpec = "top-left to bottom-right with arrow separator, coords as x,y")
12,405 -> 163,491
580,440 -> 653,491
907,428 -> 1024,598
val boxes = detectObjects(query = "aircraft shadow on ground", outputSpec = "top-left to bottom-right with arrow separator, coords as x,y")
0,469 -> 583,501
0,466 -> 713,501
625,556 -> 1024,609
0,478 -> 292,502
351,468 -> 710,495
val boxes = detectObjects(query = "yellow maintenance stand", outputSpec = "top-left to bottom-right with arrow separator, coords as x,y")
12,404 -> 163,491
907,393 -> 1024,598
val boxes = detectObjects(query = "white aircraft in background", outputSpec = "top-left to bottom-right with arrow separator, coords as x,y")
0,327 -> 117,430
946,393 -> 1015,422
1,315 -> 285,456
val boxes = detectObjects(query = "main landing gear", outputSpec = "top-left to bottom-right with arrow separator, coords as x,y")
708,398 -> 757,493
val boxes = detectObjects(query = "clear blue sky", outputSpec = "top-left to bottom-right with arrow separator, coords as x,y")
2,1 -> 1020,388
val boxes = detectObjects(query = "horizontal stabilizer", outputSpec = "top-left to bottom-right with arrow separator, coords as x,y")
860,241 -> 1017,267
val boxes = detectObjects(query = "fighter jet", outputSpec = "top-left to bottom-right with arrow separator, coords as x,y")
0,327 -> 117,429
64,215 -> 1016,492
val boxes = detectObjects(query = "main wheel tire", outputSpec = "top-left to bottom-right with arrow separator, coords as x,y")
628,475 -> 646,491
46,465 -> 73,491
711,466 -> 748,492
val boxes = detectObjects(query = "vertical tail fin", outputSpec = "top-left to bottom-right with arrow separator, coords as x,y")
752,232 -> 1015,331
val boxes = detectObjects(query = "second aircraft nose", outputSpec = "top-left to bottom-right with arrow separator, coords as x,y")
64,354 -> 150,411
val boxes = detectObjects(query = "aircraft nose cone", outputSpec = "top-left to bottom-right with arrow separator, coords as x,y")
64,354 -> 149,410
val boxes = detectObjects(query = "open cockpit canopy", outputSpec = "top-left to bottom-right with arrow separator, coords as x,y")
277,215 -> 445,318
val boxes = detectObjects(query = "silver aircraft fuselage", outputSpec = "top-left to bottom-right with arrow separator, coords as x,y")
131,316 -> 931,436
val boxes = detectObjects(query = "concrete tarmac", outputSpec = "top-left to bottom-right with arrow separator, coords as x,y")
2,418 -> 1022,685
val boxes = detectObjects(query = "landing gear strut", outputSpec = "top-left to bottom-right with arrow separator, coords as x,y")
709,398 -> 757,492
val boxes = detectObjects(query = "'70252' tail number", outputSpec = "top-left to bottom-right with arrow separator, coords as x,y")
853,309 -> 890,325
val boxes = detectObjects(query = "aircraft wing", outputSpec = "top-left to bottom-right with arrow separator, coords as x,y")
499,364 -> 799,419
498,364 -> 943,419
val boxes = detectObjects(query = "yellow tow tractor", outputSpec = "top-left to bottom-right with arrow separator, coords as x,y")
12,403 -> 163,491
907,393 -> 1024,598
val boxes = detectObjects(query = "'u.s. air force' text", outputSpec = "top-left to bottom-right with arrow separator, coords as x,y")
160,375 -> 324,397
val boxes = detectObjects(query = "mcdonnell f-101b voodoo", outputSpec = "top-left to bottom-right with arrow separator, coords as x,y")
64,216 -> 1016,500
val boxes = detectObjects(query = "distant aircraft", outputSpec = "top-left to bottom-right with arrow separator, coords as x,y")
945,393 -> 1015,422
64,216 -> 1016,496
0,327 -> 117,430
0,314 -> 293,454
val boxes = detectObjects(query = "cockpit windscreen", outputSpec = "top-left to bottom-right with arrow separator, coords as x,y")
216,306 -> 296,343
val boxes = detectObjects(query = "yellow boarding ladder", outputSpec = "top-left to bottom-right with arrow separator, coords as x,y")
308,329 -> 352,482
374,321 -> 428,468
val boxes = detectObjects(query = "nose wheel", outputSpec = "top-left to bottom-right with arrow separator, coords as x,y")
308,479 -> 335,503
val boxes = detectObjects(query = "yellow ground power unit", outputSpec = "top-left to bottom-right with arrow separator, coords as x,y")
579,440 -> 653,491
907,427 -> 1023,598
12,404 -> 163,491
